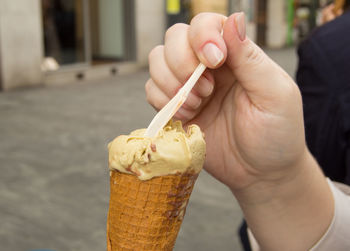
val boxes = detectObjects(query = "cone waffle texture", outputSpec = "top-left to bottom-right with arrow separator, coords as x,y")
107,170 -> 199,251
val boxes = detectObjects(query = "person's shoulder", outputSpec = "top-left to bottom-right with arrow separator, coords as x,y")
298,11 -> 350,57
310,11 -> 350,42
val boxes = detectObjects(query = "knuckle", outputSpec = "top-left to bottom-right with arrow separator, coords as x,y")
145,80 -> 151,95
145,79 -> 154,97
235,44 -> 267,73
148,45 -> 163,64
165,23 -> 188,41
154,99 -> 165,110
146,94 -> 154,107
246,46 -> 265,66
145,80 -> 166,110
190,12 -> 208,25
190,12 -> 225,26
145,92 -> 157,109
151,93 -> 166,110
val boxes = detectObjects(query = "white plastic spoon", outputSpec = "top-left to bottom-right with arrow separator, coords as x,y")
144,63 -> 206,137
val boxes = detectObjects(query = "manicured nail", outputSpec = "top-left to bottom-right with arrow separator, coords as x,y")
185,92 -> 202,109
235,12 -> 246,41
197,76 -> 214,97
202,43 -> 224,67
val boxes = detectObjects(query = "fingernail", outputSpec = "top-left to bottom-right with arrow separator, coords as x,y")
202,43 -> 224,67
197,76 -> 214,97
185,92 -> 202,109
235,12 -> 246,41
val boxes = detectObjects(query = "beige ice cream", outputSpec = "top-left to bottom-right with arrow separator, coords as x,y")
108,120 -> 206,180
107,120 -> 206,250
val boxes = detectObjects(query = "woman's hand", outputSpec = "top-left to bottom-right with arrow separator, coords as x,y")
146,13 -> 306,192
146,12 -> 334,250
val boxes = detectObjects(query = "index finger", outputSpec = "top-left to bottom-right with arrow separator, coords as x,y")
188,13 -> 228,68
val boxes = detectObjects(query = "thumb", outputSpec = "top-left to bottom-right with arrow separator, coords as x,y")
223,13 -> 296,111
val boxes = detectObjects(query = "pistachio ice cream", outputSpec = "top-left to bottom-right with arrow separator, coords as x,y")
107,120 -> 206,251
108,120 -> 206,180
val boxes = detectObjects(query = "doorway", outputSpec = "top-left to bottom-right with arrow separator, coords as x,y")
41,0 -> 135,70
89,0 -> 136,65
42,0 -> 88,69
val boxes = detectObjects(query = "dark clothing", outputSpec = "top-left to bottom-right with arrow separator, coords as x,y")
296,11 -> 350,186
239,221 -> 252,251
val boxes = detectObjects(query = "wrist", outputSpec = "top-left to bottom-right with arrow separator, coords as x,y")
231,148 -> 312,206
231,149 -> 334,250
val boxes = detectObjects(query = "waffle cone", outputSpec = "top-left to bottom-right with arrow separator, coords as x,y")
107,170 -> 199,251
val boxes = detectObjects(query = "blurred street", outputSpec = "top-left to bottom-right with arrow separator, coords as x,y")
0,47 -> 297,251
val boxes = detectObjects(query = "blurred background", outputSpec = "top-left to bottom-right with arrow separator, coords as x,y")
0,0 -> 330,250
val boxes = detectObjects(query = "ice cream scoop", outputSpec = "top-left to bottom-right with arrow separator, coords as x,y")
108,120 -> 206,180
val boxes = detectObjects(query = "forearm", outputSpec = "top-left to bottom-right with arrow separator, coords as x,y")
232,151 -> 334,251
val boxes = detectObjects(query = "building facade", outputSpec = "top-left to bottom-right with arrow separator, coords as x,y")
0,0 -> 316,91
0,0 -> 166,90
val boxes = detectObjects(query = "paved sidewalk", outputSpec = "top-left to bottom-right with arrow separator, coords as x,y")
0,48 -> 297,251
